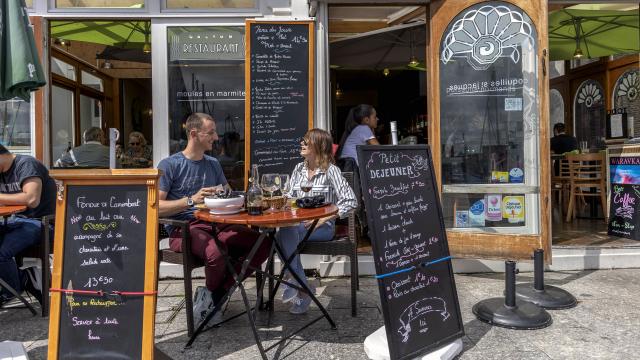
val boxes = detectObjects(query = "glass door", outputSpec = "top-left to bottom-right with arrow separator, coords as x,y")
51,85 -> 75,163
429,0 -> 551,260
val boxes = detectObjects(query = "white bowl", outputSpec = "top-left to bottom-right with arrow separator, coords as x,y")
204,195 -> 244,210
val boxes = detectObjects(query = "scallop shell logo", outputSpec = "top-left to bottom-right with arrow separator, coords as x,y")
617,71 -> 638,102
441,5 -> 534,71
577,83 -> 602,108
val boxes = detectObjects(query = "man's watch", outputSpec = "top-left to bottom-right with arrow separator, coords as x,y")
186,195 -> 194,206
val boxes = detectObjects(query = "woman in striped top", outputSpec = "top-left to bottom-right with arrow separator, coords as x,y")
276,128 -> 357,314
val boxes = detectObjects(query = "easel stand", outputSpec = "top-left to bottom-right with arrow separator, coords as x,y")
363,326 -> 463,360
515,249 -> 577,309
473,261 -> 552,329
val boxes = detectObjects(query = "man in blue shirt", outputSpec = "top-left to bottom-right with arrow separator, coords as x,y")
0,144 -> 56,304
158,112 -> 270,326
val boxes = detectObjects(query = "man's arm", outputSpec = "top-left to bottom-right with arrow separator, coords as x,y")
158,186 -> 224,217
0,177 -> 43,208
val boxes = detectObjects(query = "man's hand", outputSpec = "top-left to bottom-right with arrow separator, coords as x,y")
303,215 -> 334,229
191,185 -> 224,204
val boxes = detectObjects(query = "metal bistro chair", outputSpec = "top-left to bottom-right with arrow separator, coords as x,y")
158,219 -> 202,337
14,214 -> 55,317
565,152 -> 607,223
299,172 -> 360,317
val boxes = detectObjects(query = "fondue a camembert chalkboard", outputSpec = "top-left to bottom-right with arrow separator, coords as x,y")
48,170 -> 159,360
245,20 -> 313,180
357,145 -> 464,360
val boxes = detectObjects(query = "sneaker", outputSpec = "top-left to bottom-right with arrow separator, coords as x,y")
289,293 -> 313,314
192,286 -> 223,328
281,283 -> 298,303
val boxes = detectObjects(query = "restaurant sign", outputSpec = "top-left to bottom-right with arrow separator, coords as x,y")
169,27 -> 245,62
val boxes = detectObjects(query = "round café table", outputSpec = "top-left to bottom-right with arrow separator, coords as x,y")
189,205 -> 339,359
0,205 -> 38,315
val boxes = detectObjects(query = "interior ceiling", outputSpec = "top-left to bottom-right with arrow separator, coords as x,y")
329,3 -> 639,41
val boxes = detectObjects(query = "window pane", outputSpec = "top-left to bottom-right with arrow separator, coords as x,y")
439,2 -> 540,233
612,69 -> 640,137
79,95 -> 103,136
0,99 -> 31,154
81,71 -> 104,92
55,0 -> 144,8
51,86 -> 75,166
574,79 -> 606,150
166,0 -> 256,9
570,57 -> 598,69
549,60 -> 565,79
51,58 -> 76,81
167,26 -> 246,190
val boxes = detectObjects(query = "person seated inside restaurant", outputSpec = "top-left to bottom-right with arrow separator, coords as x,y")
276,129 -> 357,314
0,144 -> 56,305
551,123 -> 578,155
157,112 -> 271,326
336,104 -> 380,170
54,127 -> 111,168
122,131 -> 153,168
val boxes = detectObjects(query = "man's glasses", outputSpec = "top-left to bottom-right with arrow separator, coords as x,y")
129,142 -> 140,146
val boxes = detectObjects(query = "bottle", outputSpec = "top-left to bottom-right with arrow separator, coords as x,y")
246,164 -> 263,215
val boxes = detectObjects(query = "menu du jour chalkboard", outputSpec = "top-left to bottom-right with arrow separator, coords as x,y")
245,20 -> 314,178
48,170 -> 159,360
357,146 -> 464,360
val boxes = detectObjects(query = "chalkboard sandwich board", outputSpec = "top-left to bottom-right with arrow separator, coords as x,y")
245,20 -> 314,184
357,145 -> 464,360
47,169 -> 160,360
608,183 -> 640,240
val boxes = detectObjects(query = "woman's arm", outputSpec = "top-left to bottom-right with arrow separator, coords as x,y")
327,165 -> 357,219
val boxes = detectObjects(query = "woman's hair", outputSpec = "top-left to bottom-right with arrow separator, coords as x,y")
128,131 -> 147,147
304,128 -> 335,171
336,104 -> 375,158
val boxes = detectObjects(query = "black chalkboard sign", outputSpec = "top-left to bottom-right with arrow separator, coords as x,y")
357,145 -> 464,360
608,183 -> 640,240
245,21 -> 313,179
56,184 -> 149,359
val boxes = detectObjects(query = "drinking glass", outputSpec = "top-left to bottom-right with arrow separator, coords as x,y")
579,141 -> 588,153
279,174 -> 291,210
261,174 -> 280,211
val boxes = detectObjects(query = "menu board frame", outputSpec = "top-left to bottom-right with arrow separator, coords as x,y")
47,169 -> 160,360
244,20 -> 314,186
357,145 -> 464,360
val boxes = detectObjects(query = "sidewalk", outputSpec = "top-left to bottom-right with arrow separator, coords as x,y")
1,269 -> 639,359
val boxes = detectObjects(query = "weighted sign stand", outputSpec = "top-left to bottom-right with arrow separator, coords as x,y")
515,249 -> 577,309
473,261 -> 552,330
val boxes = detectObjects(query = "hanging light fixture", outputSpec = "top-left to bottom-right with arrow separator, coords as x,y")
143,41 -> 151,54
335,83 -> 343,100
573,18 -> 584,59
408,31 -> 420,67
383,68 -> 390,76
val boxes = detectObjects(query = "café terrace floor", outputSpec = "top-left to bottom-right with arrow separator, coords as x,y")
3,269 -> 640,359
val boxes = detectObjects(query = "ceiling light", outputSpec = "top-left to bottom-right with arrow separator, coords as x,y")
335,83 -> 343,100
54,38 -> 70,47
143,42 -> 151,54
383,68 -> 390,76
573,47 -> 584,59
408,56 -> 420,67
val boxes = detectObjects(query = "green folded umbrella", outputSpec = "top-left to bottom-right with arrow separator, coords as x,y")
549,9 -> 639,61
0,0 -> 46,102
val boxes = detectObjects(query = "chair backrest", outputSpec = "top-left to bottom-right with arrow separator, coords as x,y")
338,171 -> 358,244
566,153 -> 605,183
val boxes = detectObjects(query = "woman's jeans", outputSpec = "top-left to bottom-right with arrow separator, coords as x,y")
275,221 -> 335,289
0,217 -> 43,298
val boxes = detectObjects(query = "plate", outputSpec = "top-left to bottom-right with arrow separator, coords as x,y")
209,208 -> 245,215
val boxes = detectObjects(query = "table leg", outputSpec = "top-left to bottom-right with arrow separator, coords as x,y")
269,219 -> 337,330
185,226 -> 269,360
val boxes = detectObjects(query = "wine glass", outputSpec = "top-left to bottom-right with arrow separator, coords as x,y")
300,178 -> 313,197
279,174 -> 291,209
261,174 -> 280,211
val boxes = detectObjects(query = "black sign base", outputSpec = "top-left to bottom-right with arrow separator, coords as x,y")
473,298 -> 552,330
515,249 -> 577,310
473,261 -> 551,330
514,285 -> 577,310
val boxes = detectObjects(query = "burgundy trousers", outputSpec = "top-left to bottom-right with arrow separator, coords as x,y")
170,220 -> 271,292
